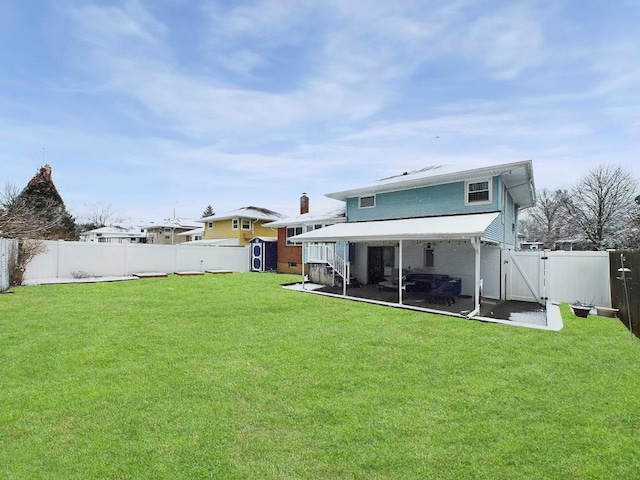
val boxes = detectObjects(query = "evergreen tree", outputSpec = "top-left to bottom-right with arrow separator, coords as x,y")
9,164 -> 77,240
202,204 -> 215,218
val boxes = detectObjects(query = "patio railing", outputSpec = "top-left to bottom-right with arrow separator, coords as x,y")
305,243 -> 349,284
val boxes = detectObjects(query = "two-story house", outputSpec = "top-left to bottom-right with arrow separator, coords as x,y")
145,219 -> 201,245
264,194 -> 346,274
198,206 -> 284,246
291,161 -> 536,317
79,225 -> 147,243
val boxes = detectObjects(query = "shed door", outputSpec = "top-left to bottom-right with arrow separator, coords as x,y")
251,243 -> 263,272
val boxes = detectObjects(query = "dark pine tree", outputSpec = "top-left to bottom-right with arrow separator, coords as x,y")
11,165 -> 77,240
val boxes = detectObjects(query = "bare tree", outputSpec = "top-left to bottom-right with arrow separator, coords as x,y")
1,170 -> 74,285
79,202 -> 126,229
1,181 -> 21,209
519,188 -> 569,248
560,165 -> 639,250
0,187 -> 55,286
0,196 -> 65,240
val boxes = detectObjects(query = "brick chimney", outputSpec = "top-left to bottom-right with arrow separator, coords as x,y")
300,193 -> 309,214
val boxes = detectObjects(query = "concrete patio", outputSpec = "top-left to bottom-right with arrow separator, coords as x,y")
284,282 -> 562,331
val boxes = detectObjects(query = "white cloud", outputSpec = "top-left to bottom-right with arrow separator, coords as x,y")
461,4 -> 546,79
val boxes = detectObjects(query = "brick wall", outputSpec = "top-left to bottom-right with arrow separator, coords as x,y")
276,227 -> 302,274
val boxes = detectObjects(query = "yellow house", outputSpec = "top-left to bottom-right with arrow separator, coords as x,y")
199,206 -> 284,246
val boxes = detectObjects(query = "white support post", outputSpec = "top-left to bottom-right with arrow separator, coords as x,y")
302,242 -> 306,290
399,240 -> 403,305
343,261 -> 347,297
470,237 -> 481,317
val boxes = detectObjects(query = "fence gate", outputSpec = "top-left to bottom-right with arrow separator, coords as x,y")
504,250 -> 547,304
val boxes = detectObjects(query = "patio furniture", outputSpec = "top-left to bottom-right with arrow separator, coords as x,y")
428,278 -> 462,306
404,272 -> 450,293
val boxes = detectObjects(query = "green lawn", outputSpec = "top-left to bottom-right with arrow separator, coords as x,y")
1,273 -> 639,479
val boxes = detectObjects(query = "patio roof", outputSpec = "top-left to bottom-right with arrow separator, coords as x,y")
290,212 -> 501,243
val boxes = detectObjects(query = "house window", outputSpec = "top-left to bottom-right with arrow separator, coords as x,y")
466,179 -> 492,204
163,228 -> 172,234
208,222 -> 213,228
286,226 -> 303,245
232,218 -> 239,230
305,224 -> 324,233
242,219 -> 251,230
359,195 -> 376,208
289,262 -> 298,268
424,248 -> 434,269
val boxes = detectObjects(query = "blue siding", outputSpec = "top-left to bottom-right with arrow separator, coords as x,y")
484,214 -> 504,243
347,177 -> 500,222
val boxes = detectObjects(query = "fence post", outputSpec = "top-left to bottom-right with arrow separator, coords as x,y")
56,240 -> 64,278
123,242 -> 128,276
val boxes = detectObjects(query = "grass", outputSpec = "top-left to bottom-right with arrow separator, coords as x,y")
1,273 -> 639,479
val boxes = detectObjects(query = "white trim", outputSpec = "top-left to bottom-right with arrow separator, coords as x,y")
465,178 -> 492,205
359,195 -> 376,209
241,219 -> 251,230
231,218 -> 239,230
290,212 -> 501,243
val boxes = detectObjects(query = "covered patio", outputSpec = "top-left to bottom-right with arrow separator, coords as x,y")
289,212 -> 559,329
293,212 -> 501,315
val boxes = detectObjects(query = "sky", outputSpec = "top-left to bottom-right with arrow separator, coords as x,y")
1,0 -> 640,225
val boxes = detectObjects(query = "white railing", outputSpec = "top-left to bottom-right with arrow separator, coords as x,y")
305,243 -> 349,283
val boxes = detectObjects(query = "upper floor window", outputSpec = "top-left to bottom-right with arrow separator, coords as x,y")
242,219 -> 251,230
286,226 -> 303,245
207,222 -> 213,228
163,228 -> 172,234
465,179 -> 492,204
232,218 -> 239,230
359,195 -> 376,208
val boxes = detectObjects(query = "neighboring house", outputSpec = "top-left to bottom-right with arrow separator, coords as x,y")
291,161 -> 536,317
198,206 -> 284,247
177,227 -> 204,243
79,225 -> 147,244
264,193 -> 346,274
144,218 -> 201,245
519,241 -> 545,251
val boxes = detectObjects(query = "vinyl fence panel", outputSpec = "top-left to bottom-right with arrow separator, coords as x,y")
545,251 -> 610,307
23,241 -> 249,281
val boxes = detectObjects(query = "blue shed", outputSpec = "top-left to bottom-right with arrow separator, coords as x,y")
249,237 -> 277,272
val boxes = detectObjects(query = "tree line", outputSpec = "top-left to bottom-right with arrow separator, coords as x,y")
519,164 -> 640,250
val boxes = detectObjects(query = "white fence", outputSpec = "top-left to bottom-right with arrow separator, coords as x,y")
23,241 -> 250,281
507,250 -> 611,307
1,238 -> 14,292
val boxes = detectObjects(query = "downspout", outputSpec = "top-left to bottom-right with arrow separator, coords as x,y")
399,239 -> 403,305
468,237 -> 481,318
